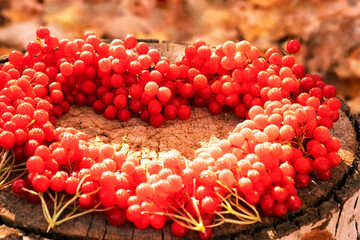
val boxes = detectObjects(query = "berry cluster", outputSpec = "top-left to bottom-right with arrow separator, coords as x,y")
1,27 -> 341,239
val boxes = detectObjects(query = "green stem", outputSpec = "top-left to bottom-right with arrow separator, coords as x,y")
0,168 -> 26,173
0,150 -> 10,171
22,188 -> 53,227
0,162 -> 26,173
229,195 -> 257,218
0,169 -> 12,185
188,196 -> 204,231
51,175 -> 88,224
36,37 -> 43,46
26,119 -> 36,128
150,210 -> 199,229
171,204 -> 198,226
0,170 -> 26,190
53,192 -> 58,220
55,204 -> 100,226
296,135 -> 306,154
215,182 -> 261,222
52,193 -> 79,224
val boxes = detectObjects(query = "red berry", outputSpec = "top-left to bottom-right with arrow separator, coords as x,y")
36,27 -> 50,39
273,202 -> 288,217
286,195 -> 301,211
0,130 -> 15,148
177,105 -> 191,120
295,173 -> 310,188
150,214 -> 166,230
150,114 -> 165,127
117,109 -> 131,122
164,105 -> 177,120
50,173 -> 66,192
12,179 -> 26,195
32,175 -> 49,192
26,156 -> 44,173
171,221 -> 188,237
286,40 -> 301,54
65,176 -> 80,194
323,85 -> 337,99
260,194 -> 275,211
272,186 -> 288,203
124,35 -> 137,49
107,208 -> 126,227
313,157 -> 331,173
327,98 -> 341,111
104,105 -> 117,120
198,227 -> 212,240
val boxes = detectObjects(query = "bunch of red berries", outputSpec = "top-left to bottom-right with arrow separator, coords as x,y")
0,27 -> 342,239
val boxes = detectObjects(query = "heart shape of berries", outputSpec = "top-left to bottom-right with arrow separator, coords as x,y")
1,27 -> 342,239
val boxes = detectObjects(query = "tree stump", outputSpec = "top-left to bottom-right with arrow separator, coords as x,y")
0,41 -> 359,240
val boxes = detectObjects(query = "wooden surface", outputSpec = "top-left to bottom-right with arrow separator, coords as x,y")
0,42 -> 359,240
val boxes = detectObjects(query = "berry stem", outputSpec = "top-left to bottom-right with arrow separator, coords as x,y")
215,210 -> 259,225
0,149 -> 10,170
22,189 -> 53,227
0,167 -> 26,173
26,119 -> 36,128
216,192 -> 257,221
0,149 -> 26,190
150,193 -> 206,233
36,36 -> 43,46
295,135 -> 306,154
51,175 -> 89,225
55,202 -> 108,226
22,175 -> 107,231
215,181 -> 261,223
172,201 -> 205,232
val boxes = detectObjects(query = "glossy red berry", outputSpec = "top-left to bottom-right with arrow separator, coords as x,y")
286,40 -> 301,54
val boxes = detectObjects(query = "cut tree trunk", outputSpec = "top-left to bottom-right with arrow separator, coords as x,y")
0,41 -> 359,240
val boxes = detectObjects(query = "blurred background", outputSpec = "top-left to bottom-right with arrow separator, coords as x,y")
0,0 -> 359,114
